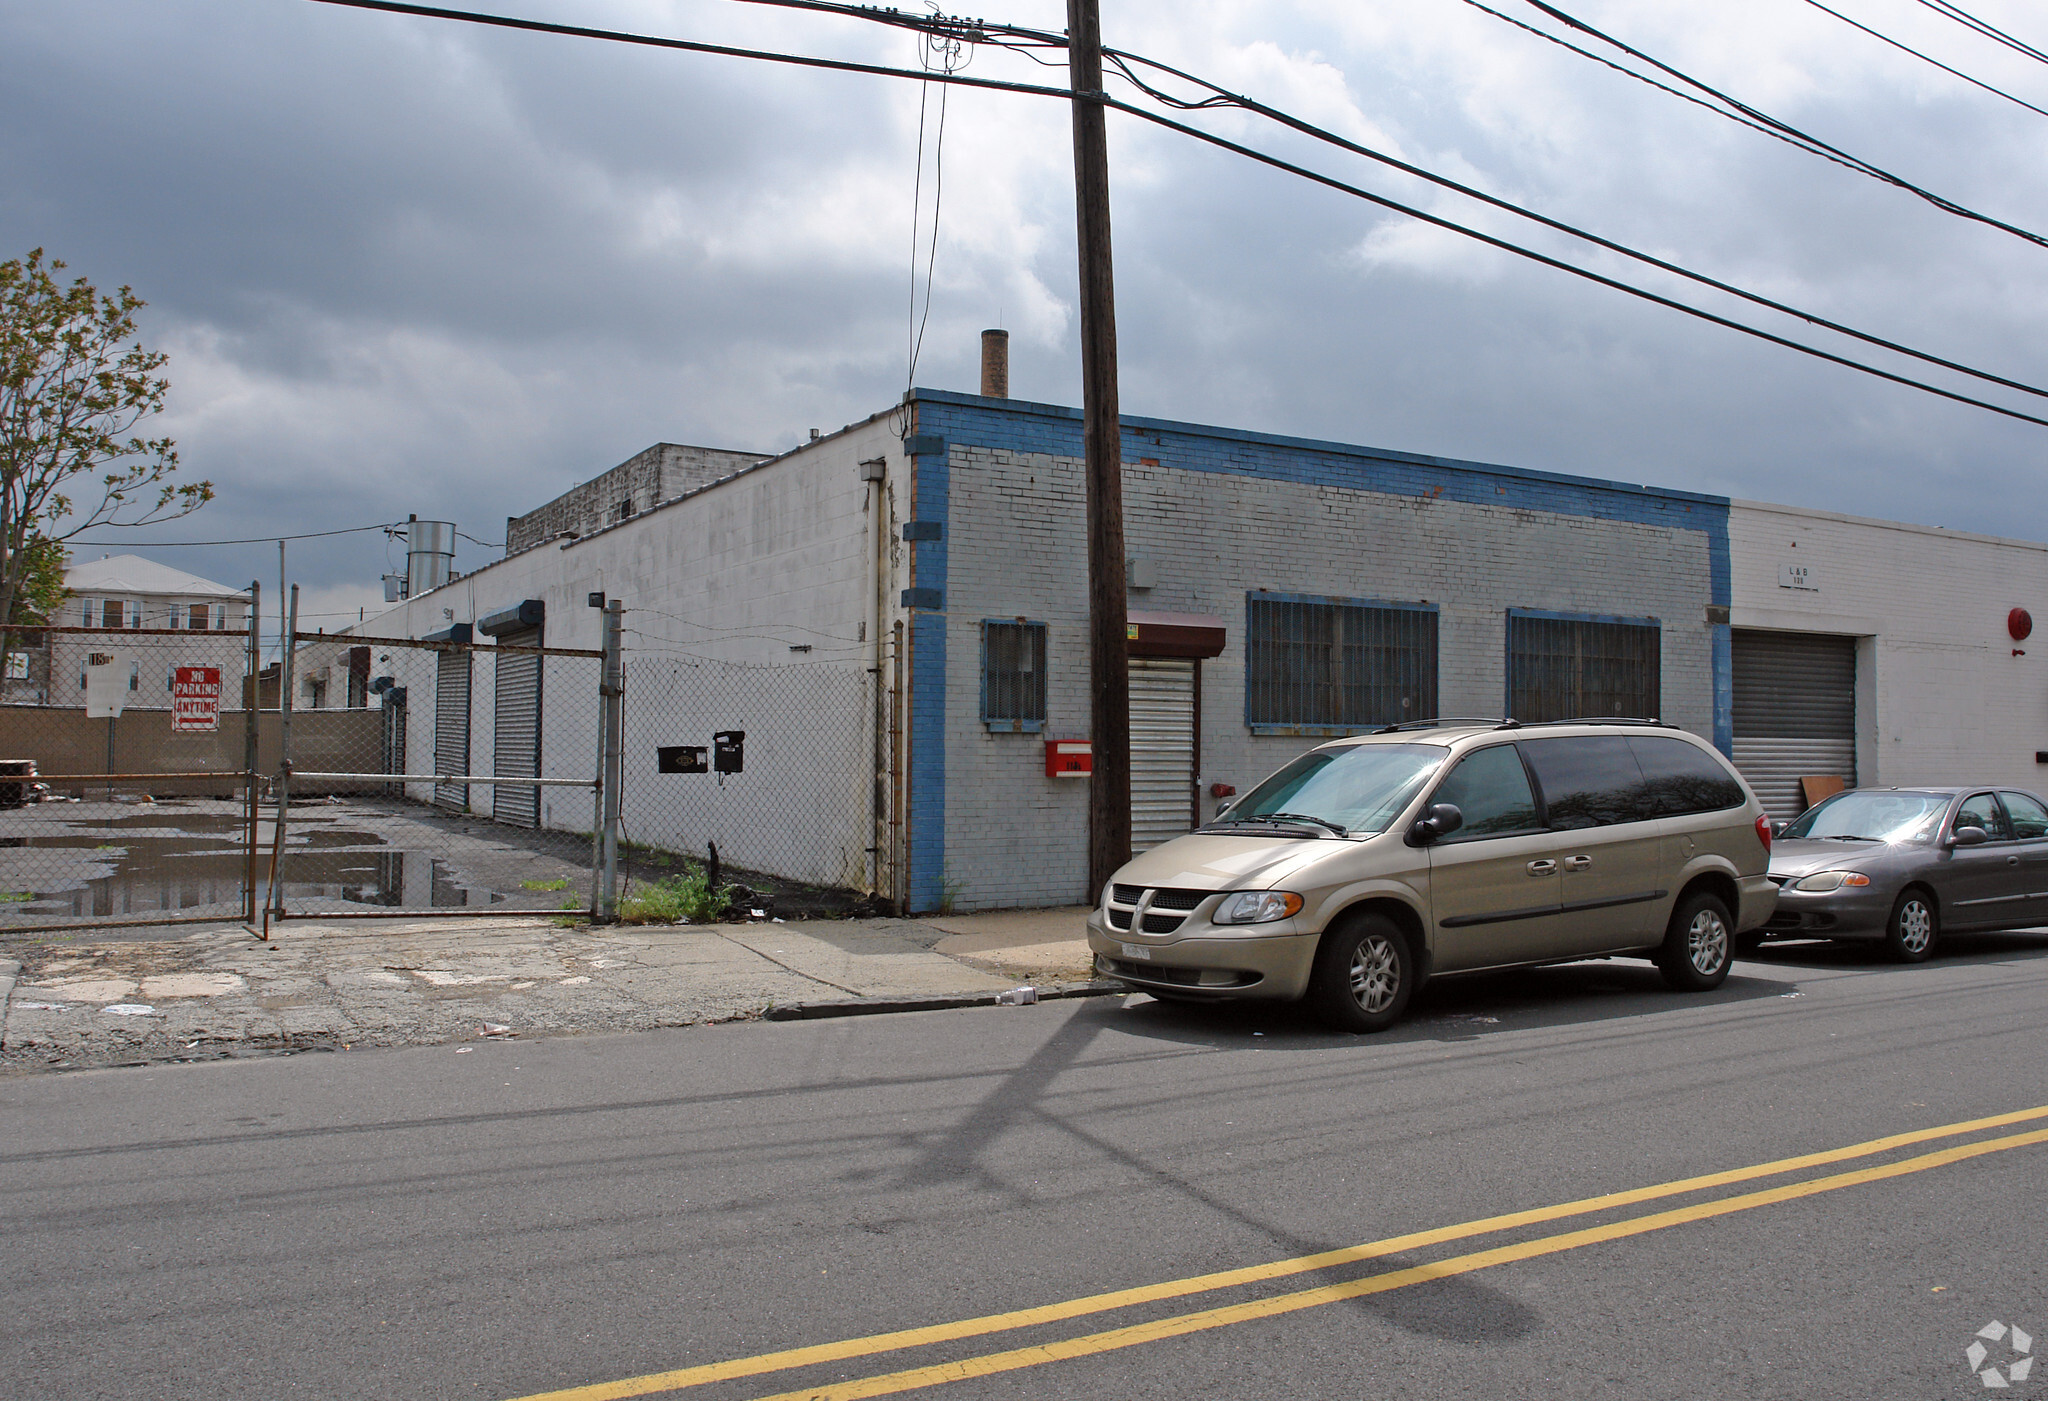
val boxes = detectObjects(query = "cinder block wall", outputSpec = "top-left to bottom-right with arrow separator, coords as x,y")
908,390 -> 1729,911
505,444 -> 770,553
1729,500 -> 2048,791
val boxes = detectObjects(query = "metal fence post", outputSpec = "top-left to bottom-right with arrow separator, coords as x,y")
599,600 -> 624,921
262,585 -> 299,936
243,580 -> 261,925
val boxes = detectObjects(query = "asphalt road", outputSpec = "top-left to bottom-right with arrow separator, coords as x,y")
4,931 -> 2046,1401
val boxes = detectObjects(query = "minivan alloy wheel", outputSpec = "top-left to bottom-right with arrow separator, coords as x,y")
1348,933 -> 1401,1014
1687,907 -> 1730,976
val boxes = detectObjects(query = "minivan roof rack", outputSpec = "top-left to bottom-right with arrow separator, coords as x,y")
1526,716 -> 1677,729
1371,717 -> 1508,734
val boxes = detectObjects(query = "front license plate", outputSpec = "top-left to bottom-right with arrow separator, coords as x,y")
1119,943 -> 1151,960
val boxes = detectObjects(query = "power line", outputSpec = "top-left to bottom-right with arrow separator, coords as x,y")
304,0 -> 2048,429
1800,0 -> 2048,119
64,522 -> 402,548
1500,0 -> 2048,253
1097,42 -> 2048,404
1914,0 -> 2048,67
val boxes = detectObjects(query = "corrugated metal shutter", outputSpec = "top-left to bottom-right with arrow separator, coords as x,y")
434,649 -> 471,811
1130,658 -> 1195,852
493,626 -> 541,827
1731,629 -> 1857,820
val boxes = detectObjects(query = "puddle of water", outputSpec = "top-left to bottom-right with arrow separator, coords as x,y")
1,798 -> 586,919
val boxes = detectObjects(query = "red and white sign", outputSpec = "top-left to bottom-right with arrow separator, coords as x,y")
173,666 -> 223,732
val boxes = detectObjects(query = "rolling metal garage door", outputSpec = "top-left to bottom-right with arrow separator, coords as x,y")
434,649 -> 472,811
493,626 -> 541,827
1130,658 -> 1196,852
1731,629 -> 1856,821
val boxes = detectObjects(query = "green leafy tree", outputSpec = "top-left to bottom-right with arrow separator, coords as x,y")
0,248 -> 211,655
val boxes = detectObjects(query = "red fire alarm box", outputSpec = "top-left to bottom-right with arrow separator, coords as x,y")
1045,739 -> 1093,778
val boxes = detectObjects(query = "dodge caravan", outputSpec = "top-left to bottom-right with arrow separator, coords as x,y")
1087,720 -> 1777,1032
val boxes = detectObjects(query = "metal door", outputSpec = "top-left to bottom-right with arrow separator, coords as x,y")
493,626 -> 541,827
1129,658 -> 1195,852
1731,629 -> 1856,821
433,648 -> 471,811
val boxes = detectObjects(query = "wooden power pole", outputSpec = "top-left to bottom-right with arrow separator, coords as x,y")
1067,0 -> 1131,902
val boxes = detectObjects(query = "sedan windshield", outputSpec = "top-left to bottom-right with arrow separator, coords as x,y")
1214,743 -> 1446,837
1783,790 -> 1949,843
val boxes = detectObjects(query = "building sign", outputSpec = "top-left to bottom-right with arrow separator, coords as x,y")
84,650 -> 130,719
1779,562 -> 1817,592
172,666 -> 223,732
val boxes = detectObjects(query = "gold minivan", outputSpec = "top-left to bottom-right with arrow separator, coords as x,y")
1087,720 -> 1778,1032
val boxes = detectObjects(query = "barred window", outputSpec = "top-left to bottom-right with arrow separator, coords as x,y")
982,620 -> 1047,732
1506,611 -> 1660,722
1245,593 -> 1438,733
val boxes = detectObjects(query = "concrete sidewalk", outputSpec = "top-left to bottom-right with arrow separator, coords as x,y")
0,905 -> 1099,1072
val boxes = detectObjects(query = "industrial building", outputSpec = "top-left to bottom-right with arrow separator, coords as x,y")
357,358 -> 2048,912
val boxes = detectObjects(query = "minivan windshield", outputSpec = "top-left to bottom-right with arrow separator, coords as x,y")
1212,743 -> 1445,837
1783,790 -> 1949,843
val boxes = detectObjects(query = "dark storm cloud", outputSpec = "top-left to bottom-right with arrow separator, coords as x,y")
6,0 -> 2048,612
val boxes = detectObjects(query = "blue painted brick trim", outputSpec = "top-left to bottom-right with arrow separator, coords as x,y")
905,417 -> 952,914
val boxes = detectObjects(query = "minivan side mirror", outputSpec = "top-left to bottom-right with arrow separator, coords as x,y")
1951,824 -> 1989,847
1771,820 -> 1790,838
1213,799 -> 1233,818
1406,802 -> 1464,846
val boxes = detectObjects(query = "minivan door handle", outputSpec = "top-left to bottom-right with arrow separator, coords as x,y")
1527,859 -> 1558,876
1564,855 -> 1593,871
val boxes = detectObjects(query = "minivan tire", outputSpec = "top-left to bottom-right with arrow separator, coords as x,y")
1307,913 -> 1414,1033
1882,889 -> 1938,963
1656,890 -> 1734,992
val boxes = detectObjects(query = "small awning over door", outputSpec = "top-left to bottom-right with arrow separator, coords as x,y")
1731,629 -> 1857,821
1130,658 -> 1196,851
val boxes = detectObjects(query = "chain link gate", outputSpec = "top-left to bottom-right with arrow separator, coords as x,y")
2,615 -> 264,932
262,600 -> 608,930
617,643 -> 878,903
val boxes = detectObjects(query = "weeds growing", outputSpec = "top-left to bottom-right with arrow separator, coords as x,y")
619,862 -> 735,925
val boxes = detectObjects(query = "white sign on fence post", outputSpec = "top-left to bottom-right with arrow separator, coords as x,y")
172,665 -> 223,732
83,650 -> 130,719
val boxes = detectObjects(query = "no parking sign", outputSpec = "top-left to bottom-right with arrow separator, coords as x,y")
172,666 -> 222,732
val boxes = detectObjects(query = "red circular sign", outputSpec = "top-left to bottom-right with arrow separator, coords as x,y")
2010,608 -> 2034,642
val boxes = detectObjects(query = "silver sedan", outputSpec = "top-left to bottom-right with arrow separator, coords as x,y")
1758,786 -> 2048,961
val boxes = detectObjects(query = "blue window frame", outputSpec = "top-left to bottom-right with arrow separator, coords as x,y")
1505,609 -> 1661,722
1245,592 -> 1438,735
981,619 -> 1047,732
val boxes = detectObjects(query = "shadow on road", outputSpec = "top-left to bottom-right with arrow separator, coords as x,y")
1742,928 -> 2048,969
1100,957 -> 1793,1050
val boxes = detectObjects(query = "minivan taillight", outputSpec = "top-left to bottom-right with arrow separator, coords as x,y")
1756,814 -> 1772,853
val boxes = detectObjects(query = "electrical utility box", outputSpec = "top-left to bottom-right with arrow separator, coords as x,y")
714,730 -> 745,775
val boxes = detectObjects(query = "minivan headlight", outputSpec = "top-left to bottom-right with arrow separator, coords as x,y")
1212,891 -> 1304,924
1791,870 -> 1872,892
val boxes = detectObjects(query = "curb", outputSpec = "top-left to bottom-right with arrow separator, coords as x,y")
0,958 -> 19,1051
764,981 -> 1124,1022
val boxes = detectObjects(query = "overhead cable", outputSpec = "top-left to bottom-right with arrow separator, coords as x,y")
1505,0 -> 2048,252
1800,0 -> 2048,119
303,0 -> 2048,429
1914,0 -> 2048,67
1097,42 -> 2048,404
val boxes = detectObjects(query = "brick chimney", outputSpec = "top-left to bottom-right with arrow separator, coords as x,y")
980,328 -> 1009,399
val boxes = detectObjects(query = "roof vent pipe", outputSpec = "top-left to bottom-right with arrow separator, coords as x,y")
980,328 -> 1009,399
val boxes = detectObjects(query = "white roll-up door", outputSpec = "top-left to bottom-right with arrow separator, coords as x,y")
1130,658 -> 1195,851
434,649 -> 472,811
1731,629 -> 1857,821
494,626 -> 541,827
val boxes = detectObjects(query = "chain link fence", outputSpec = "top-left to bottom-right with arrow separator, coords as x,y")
267,630 -> 604,922
619,650 -> 876,897
5,602 -> 895,932
2,626 -> 261,929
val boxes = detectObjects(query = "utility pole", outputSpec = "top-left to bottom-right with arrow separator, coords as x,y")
1067,0 -> 1131,902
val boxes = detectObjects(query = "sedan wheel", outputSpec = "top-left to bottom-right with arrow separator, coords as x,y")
1883,891 -> 1938,963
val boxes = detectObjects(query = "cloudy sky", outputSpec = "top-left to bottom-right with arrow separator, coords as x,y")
6,0 -> 2048,632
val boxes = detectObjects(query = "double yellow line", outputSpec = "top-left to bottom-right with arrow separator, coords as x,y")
512,1104 -> 2048,1401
